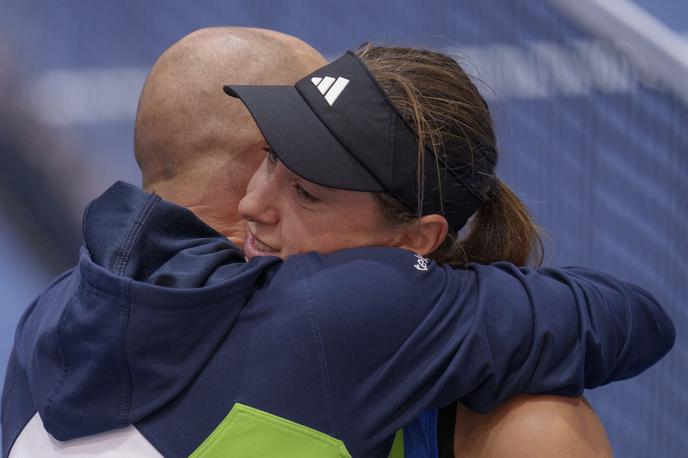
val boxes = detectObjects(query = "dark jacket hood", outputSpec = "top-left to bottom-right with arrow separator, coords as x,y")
18,182 -> 279,440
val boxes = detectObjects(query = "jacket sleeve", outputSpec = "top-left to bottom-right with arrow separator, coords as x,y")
301,248 -> 674,450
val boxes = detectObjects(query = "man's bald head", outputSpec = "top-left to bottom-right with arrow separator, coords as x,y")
134,27 -> 325,238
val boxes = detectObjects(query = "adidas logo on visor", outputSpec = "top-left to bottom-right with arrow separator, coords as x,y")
311,76 -> 350,106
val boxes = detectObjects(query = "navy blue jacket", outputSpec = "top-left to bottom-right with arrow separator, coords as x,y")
1,182 -> 675,457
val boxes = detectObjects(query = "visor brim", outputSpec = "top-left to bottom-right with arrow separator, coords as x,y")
224,85 -> 384,192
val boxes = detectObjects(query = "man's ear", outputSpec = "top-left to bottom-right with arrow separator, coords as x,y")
394,214 -> 448,256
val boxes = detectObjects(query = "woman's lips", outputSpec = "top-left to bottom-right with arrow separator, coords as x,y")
244,232 -> 279,259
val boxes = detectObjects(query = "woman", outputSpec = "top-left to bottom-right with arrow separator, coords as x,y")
227,45 -> 613,456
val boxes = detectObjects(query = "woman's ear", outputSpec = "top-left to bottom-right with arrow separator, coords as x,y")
394,214 -> 448,256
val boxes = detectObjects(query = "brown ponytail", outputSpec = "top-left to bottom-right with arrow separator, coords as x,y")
359,45 -> 544,267
433,180 -> 544,267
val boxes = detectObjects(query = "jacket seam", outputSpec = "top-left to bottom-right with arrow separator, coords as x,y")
112,193 -> 161,276
43,279 -> 83,426
299,257 -> 343,441
111,193 -> 161,423
118,280 -> 134,423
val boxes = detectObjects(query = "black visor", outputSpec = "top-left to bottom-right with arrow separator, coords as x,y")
224,51 -> 487,232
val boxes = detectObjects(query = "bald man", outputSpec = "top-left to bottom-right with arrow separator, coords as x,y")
4,27 -> 328,458
2,28 -> 653,458
134,27 -> 326,241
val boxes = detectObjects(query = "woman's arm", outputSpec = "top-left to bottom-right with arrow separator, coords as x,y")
454,396 -> 613,458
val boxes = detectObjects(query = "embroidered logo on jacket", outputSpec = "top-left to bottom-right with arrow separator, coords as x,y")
413,254 -> 430,271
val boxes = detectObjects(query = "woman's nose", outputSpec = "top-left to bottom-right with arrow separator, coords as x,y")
238,171 -> 279,226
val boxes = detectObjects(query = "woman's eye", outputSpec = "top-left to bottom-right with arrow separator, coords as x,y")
294,184 -> 319,203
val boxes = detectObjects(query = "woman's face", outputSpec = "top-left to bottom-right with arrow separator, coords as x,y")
238,150 -> 403,259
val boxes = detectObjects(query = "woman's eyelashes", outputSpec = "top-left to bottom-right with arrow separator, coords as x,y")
293,183 -> 319,203
262,147 -> 318,203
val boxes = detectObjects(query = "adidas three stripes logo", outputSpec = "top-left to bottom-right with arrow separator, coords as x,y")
311,76 -> 350,106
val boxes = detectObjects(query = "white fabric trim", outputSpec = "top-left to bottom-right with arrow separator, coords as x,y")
10,413 -> 162,457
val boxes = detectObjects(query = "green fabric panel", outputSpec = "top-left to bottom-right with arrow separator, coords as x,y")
388,429 -> 405,458
189,403 -> 351,458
